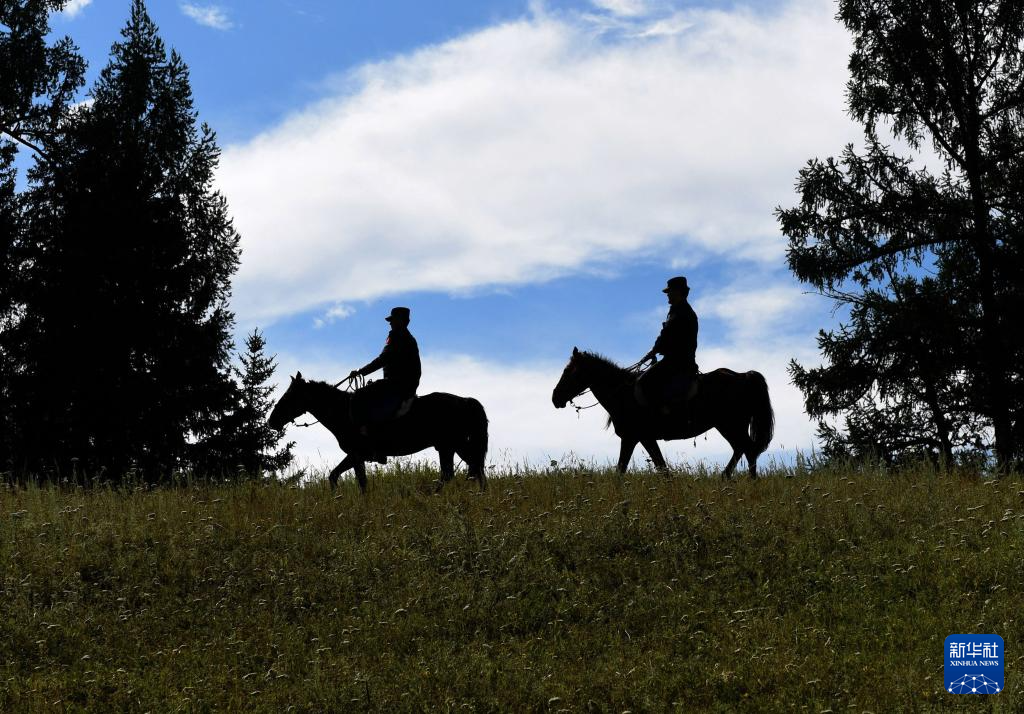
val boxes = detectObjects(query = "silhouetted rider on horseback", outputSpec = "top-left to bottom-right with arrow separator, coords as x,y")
347,307 -> 421,457
638,276 -> 698,412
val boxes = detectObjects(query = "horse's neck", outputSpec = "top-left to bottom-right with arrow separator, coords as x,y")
584,359 -> 631,412
305,384 -> 352,432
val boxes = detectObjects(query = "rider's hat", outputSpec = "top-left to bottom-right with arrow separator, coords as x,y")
385,306 -> 411,323
662,276 -> 689,293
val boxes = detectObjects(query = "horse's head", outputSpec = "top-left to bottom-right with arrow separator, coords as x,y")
552,347 -> 589,409
268,372 -> 310,431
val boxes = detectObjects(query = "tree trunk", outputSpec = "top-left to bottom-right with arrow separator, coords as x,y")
966,162 -> 1015,471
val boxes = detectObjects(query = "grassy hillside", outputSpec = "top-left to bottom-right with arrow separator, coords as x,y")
1,463 -> 1022,711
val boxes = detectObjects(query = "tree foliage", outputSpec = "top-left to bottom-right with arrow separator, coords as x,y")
233,330 -> 294,476
0,0 -> 85,154
195,330 -> 295,478
1,0 -> 85,472
779,0 -> 1024,468
9,0 -> 240,479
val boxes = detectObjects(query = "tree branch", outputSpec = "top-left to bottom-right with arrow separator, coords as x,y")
0,123 -> 49,160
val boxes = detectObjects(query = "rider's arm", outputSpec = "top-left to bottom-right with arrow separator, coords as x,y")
358,346 -> 389,376
651,315 -> 674,357
350,337 -> 393,378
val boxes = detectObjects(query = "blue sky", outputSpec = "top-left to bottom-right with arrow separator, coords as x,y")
44,0 -> 869,469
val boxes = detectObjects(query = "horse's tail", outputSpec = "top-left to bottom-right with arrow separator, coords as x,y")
747,371 -> 774,456
464,397 -> 489,484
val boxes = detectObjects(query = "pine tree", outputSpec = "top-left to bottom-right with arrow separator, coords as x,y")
229,330 -> 294,477
14,0 -> 240,479
1,0 -> 84,473
0,1 -> 84,154
778,0 -> 1024,469
791,269 -> 985,466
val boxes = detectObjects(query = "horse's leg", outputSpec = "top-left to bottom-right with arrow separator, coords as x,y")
456,445 -> 487,490
720,419 -> 760,479
746,441 -> 759,479
641,439 -> 668,472
735,418 -> 760,479
329,454 -> 359,489
353,461 -> 368,494
436,449 -> 455,493
617,438 -> 638,474
722,449 -> 742,479
718,424 -> 745,479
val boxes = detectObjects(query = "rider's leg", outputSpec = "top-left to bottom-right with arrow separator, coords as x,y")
638,360 -> 669,408
350,381 -> 388,461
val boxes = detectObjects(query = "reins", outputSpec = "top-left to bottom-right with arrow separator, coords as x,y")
334,373 -> 365,390
290,373 -> 364,428
569,357 -> 652,415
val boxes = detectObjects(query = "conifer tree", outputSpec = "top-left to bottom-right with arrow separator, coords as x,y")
778,0 -> 1024,469
15,0 -> 240,479
230,330 -> 294,477
0,1 -> 83,154
1,0 -> 84,472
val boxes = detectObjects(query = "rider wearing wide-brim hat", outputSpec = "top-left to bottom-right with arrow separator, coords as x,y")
347,307 -> 422,458
638,276 -> 699,410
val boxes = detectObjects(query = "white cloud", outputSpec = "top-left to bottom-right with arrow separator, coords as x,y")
694,284 -> 805,339
635,13 -> 694,38
591,0 -> 650,18
60,0 -> 92,19
70,97 -> 95,115
219,0 -> 858,323
181,3 -> 233,30
273,342 -> 818,475
312,303 -> 355,329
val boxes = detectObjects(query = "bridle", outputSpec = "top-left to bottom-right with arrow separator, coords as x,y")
568,357 -> 652,414
286,373 -> 365,429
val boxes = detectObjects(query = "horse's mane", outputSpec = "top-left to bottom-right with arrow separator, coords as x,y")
579,350 -> 633,376
576,351 -> 636,432
304,378 -> 351,399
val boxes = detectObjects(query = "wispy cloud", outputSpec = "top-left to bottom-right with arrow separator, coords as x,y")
695,284 -> 805,341
591,0 -> 650,18
634,13 -> 694,37
181,3 -> 233,30
312,304 -> 355,329
60,0 -> 93,19
219,0 -> 858,323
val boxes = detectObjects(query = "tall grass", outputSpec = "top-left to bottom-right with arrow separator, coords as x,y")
1,463 -> 1021,711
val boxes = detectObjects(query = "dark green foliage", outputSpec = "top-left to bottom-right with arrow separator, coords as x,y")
0,1 -> 85,152
195,329 -> 294,477
10,0 -> 240,479
778,0 -> 1024,468
792,272 -> 986,466
232,330 -> 294,475
0,1 -> 85,472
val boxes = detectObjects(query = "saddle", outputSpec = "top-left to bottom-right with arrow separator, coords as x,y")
367,394 -> 416,423
355,395 -> 416,465
634,372 -> 700,409
394,396 -> 415,419
351,383 -> 417,426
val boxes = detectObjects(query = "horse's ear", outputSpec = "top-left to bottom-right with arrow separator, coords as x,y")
572,346 -> 579,356
295,371 -> 302,381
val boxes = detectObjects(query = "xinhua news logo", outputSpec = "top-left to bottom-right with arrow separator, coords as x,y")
945,634 -> 1004,694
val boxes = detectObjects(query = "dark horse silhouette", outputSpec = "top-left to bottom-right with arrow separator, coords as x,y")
552,348 -> 774,477
268,373 -> 489,492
